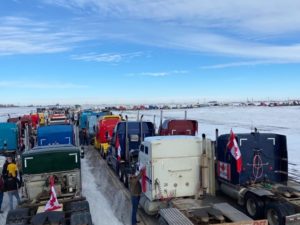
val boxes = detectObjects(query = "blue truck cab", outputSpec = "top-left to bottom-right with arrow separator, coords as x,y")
86,111 -> 111,143
216,132 -> 288,186
108,121 -> 155,186
215,131 -> 300,225
0,122 -> 19,153
37,124 -> 75,146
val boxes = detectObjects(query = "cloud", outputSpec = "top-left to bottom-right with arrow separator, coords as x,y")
43,0 -> 300,35
0,81 -> 88,89
0,16 -> 90,55
200,60 -> 296,69
127,70 -> 188,77
71,52 -> 142,63
39,1 -> 300,64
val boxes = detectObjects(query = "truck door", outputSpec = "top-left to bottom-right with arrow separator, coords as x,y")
139,144 -> 152,199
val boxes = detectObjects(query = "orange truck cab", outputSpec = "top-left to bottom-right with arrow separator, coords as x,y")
94,115 -> 121,158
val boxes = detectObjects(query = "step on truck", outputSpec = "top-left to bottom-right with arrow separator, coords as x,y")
138,135 -> 267,225
216,130 -> 300,225
107,118 -> 155,187
6,144 -> 92,225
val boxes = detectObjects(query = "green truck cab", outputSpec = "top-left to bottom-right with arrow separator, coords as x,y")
6,144 -> 92,225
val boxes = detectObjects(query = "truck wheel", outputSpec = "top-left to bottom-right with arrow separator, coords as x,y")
265,202 -> 287,225
6,208 -> 30,224
70,211 -> 92,225
244,192 -> 264,219
158,216 -> 169,225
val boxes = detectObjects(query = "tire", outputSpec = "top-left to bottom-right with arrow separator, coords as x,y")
70,211 -> 92,225
244,192 -> 264,219
265,202 -> 288,225
6,208 -> 29,225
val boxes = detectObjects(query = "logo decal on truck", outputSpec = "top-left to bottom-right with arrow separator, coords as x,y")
218,161 -> 231,181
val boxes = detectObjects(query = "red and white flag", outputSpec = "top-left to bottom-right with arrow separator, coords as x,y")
227,130 -> 242,173
218,161 -> 231,181
45,176 -> 61,211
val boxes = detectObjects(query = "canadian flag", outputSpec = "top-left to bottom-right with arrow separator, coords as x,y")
227,130 -> 242,173
45,176 -> 61,211
218,161 -> 231,181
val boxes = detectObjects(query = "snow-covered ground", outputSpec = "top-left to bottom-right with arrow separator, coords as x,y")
1,106 -> 300,224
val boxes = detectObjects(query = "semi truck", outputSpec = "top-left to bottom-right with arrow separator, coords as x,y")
5,144 -> 92,225
216,130 -> 300,225
138,135 -> 267,225
0,122 -> 19,153
158,110 -> 198,136
86,111 -> 111,144
107,119 -> 155,187
94,115 -> 121,158
37,124 -> 75,146
158,119 -> 198,136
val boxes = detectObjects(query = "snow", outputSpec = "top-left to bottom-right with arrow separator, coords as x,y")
81,155 -> 123,225
1,106 -> 300,224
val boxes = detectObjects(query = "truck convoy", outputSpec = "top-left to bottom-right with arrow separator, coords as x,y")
6,145 -> 92,225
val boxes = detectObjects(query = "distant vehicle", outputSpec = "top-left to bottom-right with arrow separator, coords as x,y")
94,115 -> 121,158
30,113 -> 39,129
7,115 -> 33,137
107,120 -> 155,187
5,145 -> 92,224
79,111 -> 92,129
0,122 -> 19,153
38,112 -> 45,126
86,111 -> 111,144
37,124 -> 75,146
158,119 -> 198,136
49,114 -> 69,125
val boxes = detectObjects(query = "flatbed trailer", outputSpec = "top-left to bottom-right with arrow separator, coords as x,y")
159,198 -> 268,225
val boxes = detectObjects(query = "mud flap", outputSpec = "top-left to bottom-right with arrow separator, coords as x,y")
31,211 -> 64,225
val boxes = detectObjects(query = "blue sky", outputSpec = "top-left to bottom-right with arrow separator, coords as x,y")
0,0 -> 300,105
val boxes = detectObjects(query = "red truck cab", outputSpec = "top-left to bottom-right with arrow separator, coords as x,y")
95,115 -> 121,158
158,119 -> 198,136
